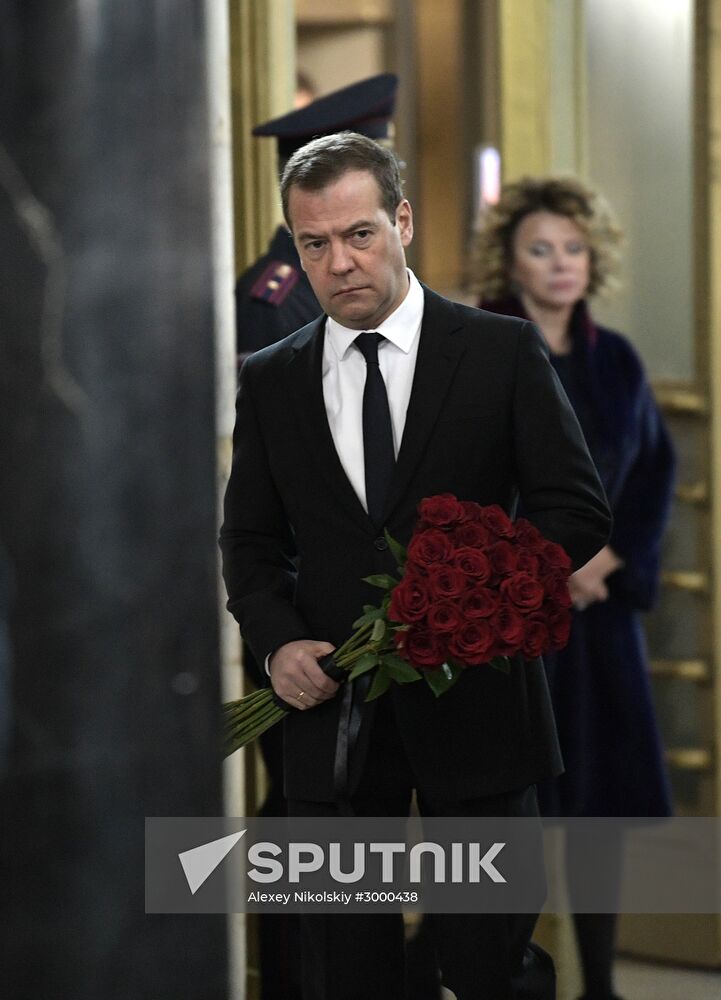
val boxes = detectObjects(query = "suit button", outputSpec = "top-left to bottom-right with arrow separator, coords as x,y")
374,536 -> 388,551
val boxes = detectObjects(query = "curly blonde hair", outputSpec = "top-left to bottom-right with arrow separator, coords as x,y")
473,176 -> 623,300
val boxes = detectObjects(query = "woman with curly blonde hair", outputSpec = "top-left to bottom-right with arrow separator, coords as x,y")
477,177 -> 675,1000
475,176 -> 622,306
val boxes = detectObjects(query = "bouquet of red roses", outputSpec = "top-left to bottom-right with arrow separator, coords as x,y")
223,494 -> 572,756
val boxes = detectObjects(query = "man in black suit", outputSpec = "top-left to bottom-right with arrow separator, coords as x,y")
235,76 -> 442,1000
220,133 -> 611,999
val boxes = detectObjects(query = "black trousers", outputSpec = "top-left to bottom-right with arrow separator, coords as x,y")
288,698 -> 554,1000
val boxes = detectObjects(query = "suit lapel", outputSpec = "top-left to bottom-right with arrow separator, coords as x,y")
384,287 -> 466,522
285,287 -> 467,532
286,317 -> 372,533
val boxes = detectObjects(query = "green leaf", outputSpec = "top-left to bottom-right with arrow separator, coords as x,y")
371,618 -> 387,643
348,652 -> 379,680
382,651 -> 419,671
362,573 -> 399,591
489,656 -> 511,674
381,653 -> 422,684
365,667 -> 392,701
352,607 -> 384,629
424,661 -> 464,698
384,529 -> 408,570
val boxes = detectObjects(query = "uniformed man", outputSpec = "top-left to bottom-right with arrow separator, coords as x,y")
235,73 -> 399,363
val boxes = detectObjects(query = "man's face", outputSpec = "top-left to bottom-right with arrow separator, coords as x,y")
288,169 -> 413,330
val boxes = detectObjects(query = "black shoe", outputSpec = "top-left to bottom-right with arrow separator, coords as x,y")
514,943 -> 556,1000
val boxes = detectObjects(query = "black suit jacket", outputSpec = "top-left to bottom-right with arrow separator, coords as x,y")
220,286 -> 611,802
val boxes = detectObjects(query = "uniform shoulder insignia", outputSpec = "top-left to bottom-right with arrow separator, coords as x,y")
249,260 -> 300,305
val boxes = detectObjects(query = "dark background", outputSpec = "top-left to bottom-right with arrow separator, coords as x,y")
0,4 -> 228,998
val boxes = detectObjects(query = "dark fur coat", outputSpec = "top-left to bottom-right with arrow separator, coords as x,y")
482,297 -> 675,816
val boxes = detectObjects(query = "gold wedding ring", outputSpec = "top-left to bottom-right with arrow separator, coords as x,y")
297,689 -> 306,700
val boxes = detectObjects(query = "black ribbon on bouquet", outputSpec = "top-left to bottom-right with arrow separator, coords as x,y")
318,653 -> 371,817
271,654 -> 368,816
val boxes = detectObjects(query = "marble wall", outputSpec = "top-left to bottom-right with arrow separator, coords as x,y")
0,3 -> 228,997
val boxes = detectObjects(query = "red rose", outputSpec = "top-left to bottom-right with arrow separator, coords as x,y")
500,572 -> 545,611
538,563 -> 564,587
399,627 -> 448,668
407,527 -> 455,567
448,619 -> 495,665
543,575 -> 572,609
487,540 -> 518,577
426,565 -> 468,600
513,518 -> 546,553
491,603 -> 526,650
479,504 -> 515,538
461,585 -> 500,619
546,607 -> 572,650
459,500 -> 483,522
427,601 -> 463,635
522,618 -> 550,659
516,550 -> 540,577
539,539 -> 572,571
417,493 -> 465,528
452,521 -> 493,548
452,547 -> 492,582
388,577 -> 431,624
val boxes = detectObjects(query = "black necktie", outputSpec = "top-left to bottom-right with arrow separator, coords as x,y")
354,332 -> 395,528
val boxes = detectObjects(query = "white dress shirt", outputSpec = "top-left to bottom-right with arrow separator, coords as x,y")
323,268 -> 425,512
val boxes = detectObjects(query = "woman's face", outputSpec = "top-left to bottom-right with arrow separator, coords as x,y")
510,210 -> 591,312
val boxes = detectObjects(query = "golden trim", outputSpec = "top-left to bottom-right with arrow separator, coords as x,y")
652,384 -> 709,416
650,659 -> 711,683
574,0 -> 588,179
665,748 -> 714,771
295,0 -> 392,25
295,14 -> 393,26
705,0 -> 721,836
661,570 -> 710,594
229,0 -> 295,273
415,0 -> 464,289
676,481 -> 709,505
498,0 -> 553,180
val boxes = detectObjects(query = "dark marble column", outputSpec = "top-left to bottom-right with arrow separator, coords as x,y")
0,3 -> 228,998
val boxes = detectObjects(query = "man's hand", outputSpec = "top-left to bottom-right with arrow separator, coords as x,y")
269,639 -> 340,711
568,545 -> 624,611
